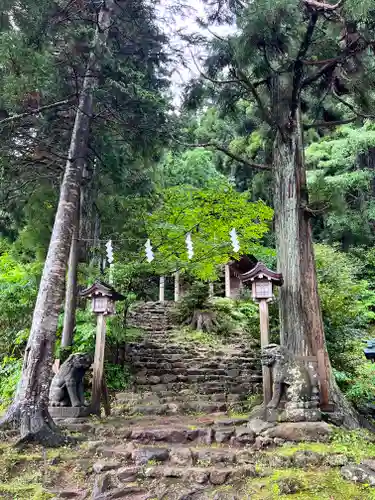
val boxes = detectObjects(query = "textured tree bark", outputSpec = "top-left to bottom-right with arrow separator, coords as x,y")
80,161 -> 98,263
273,116 -> 322,357
273,108 -> 361,428
0,2 -> 115,445
60,193 -> 80,362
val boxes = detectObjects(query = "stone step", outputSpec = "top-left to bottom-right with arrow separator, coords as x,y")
127,353 -> 259,363
95,420 -> 252,446
131,374 -> 258,386
97,442 -> 254,465
131,383 -> 253,396
132,374 -> 255,385
116,390 -> 228,401
94,462 -> 257,496
117,401 -> 229,416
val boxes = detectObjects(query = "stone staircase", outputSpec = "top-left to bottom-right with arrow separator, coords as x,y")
43,303 -> 366,499
121,301 -> 262,416
54,414 -> 333,499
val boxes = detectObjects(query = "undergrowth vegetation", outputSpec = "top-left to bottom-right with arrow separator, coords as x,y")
1,237 -> 375,413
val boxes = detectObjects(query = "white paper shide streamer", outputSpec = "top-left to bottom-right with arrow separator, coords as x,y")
145,239 -> 154,263
230,228 -> 240,253
186,232 -> 194,259
105,240 -> 114,264
106,240 -> 114,284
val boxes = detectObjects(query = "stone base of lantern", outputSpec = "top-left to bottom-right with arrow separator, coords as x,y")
48,406 -> 92,419
266,404 -> 321,423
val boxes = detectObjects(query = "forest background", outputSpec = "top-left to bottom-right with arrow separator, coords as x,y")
0,0 -> 375,419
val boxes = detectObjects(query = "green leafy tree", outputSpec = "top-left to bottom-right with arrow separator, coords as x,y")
306,123 -> 375,250
156,149 -> 224,188
147,180 -> 273,280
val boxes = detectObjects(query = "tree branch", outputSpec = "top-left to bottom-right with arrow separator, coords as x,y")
304,117 -> 358,129
302,203 -> 330,217
190,52 -> 240,87
0,98 -> 75,126
332,91 -> 375,119
302,57 -> 341,66
173,138 -> 272,171
291,11 -> 318,117
191,52 -> 268,90
235,69 -> 273,126
302,59 -> 338,87
303,0 -> 343,11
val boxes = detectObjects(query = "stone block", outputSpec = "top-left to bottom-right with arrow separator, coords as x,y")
131,446 -> 169,465
233,426 -> 255,444
93,460 -> 121,473
170,447 -> 193,466
341,464 -> 375,486
263,421 -> 332,442
215,427 -> 235,443
49,406 -> 91,419
210,469 -> 230,485
247,418 -> 275,435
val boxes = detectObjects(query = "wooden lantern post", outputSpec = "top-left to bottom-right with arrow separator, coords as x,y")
240,263 -> 283,406
80,281 -> 125,415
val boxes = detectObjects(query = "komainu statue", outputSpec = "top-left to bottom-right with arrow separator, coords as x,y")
261,344 -> 321,422
49,353 -> 92,407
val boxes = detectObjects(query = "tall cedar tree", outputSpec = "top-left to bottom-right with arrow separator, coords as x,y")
0,0 -> 168,444
186,0 -> 375,427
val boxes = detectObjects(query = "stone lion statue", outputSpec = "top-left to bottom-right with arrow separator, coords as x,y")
261,344 -> 319,411
49,353 -> 92,407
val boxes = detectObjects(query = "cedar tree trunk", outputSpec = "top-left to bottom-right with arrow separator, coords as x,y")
1,1 -> 115,445
60,192 -> 80,362
273,105 -> 361,428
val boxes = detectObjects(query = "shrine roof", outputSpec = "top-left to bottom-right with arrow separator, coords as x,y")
79,280 -> 125,301
228,254 -> 258,275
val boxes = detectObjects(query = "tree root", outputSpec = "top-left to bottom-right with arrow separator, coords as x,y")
15,424 -> 75,448
327,377 -> 375,431
0,401 -> 75,448
0,401 -> 20,430
190,310 -> 218,332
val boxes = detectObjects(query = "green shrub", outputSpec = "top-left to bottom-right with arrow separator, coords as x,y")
0,251 -> 42,359
104,362 -> 132,391
0,357 -> 22,409
174,281 -> 211,323
315,244 -> 375,374
345,361 -> 375,408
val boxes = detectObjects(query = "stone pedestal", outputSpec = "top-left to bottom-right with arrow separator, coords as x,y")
49,406 -> 91,419
266,403 -> 321,423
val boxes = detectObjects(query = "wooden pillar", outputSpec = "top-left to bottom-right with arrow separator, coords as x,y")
174,271 -> 180,302
159,276 -> 165,302
317,349 -> 330,408
225,265 -> 231,298
91,313 -> 106,415
259,299 -> 272,406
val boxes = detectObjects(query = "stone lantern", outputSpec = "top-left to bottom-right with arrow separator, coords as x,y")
80,281 -> 125,415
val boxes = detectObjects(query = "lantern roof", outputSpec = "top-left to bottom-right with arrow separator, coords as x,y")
240,262 -> 283,286
79,280 -> 125,301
